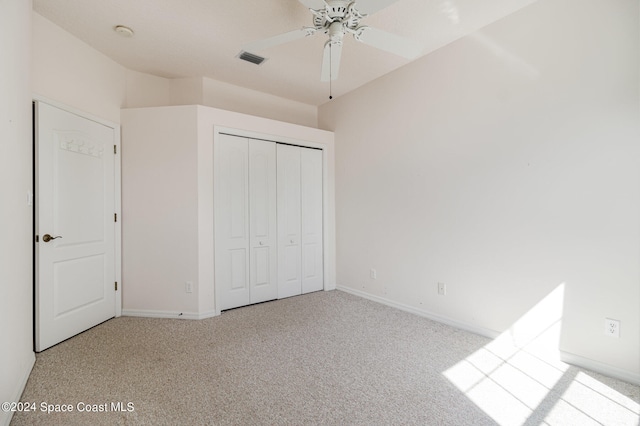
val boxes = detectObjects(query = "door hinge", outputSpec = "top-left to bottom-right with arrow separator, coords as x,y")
115,282 -> 118,291
114,145 -> 117,154
114,213 -> 117,222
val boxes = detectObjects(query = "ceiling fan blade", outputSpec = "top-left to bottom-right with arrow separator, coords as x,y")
298,0 -> 326,9
355,0 -> 401,15
321,41 -> 343,81
243,28 -> 317,53
356,27 -> 422,59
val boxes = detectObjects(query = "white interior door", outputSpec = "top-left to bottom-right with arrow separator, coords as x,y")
301,148 -> 324,294
215,134 -> 250,310
277,144 -> 303,298
36,101 -> 116,352
248,139 -> 277,304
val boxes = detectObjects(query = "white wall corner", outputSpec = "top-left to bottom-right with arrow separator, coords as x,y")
169,77 -> 204,106
323,282 -> 337,291
201,77 -> 318,128
124,70 -> 171,108
1,354 -> 36,426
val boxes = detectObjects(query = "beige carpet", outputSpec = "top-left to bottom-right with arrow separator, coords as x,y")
12,290 -> 640,425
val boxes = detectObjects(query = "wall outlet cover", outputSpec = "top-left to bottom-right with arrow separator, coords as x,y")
604,318 -> 620,338
438,282 -> 446,296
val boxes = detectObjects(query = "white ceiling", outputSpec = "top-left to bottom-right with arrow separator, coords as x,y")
33,0 -> 539,106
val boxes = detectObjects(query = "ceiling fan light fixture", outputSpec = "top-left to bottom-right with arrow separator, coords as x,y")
237,51 -> 268,65
242,0 -> 421,81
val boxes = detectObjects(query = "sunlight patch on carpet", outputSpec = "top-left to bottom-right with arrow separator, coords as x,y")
443,284 -> 640,425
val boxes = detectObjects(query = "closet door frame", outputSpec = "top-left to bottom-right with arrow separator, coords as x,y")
213,127 -> 329,314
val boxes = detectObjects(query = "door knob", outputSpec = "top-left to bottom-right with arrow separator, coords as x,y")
42,234 -> 62,242
259,241 -> 264,246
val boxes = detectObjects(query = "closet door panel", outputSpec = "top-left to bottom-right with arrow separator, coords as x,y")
301,148 -> 324,293
217,136 -> 324,309
277,144 -> 302,298
249,139 -> 277,304
215,135 -> 250,310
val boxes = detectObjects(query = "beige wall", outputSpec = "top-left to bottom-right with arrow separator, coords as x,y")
319,0 -> 639,382
125,70 -> 171,108
121,106 -> 200,316
0,1 -> 35,425
129,75 -> 320,127
201,78 -> 318,128
32,12 -> 127,123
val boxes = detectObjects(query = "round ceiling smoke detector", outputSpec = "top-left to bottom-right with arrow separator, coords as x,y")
114,25 -> 134,37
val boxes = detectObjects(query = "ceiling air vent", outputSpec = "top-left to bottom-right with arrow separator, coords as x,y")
237,51 -> 267,65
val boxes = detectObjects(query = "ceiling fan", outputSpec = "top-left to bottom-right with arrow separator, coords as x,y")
241,0 -> 422,82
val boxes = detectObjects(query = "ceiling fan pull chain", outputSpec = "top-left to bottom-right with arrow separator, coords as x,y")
329,43 -> 333,100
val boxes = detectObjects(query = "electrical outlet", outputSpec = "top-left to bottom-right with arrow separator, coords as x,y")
370,269 -> 377,279
185,281 -> 193,294
604,318 -> 620,338
438,282 -> 446,296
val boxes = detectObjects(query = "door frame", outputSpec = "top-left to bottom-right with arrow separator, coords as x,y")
213,126 -> 329,315
33,95 -> 122,345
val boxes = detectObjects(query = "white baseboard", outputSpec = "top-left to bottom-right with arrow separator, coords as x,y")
561,351 -> 640,386
323,282 -> 337,291
122,309 -> 218,320
1,353 -> 36,426
336,285 -> 501,340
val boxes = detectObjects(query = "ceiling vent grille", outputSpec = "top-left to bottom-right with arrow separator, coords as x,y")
237,51 -> 267,65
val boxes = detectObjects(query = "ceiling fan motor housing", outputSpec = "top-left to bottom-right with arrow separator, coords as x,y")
326,0 -> 351,19
328,22 -> 345,44
312,0 -> 366,36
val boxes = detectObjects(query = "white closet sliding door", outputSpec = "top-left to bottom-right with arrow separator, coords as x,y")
300,148 -> 324,293
215,134 -> 250,310
215,135 -> 277,311
277,144 -> 323,299
216,135 -> 322,310
277,145 -> 303,299
248,139 -> 278,304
